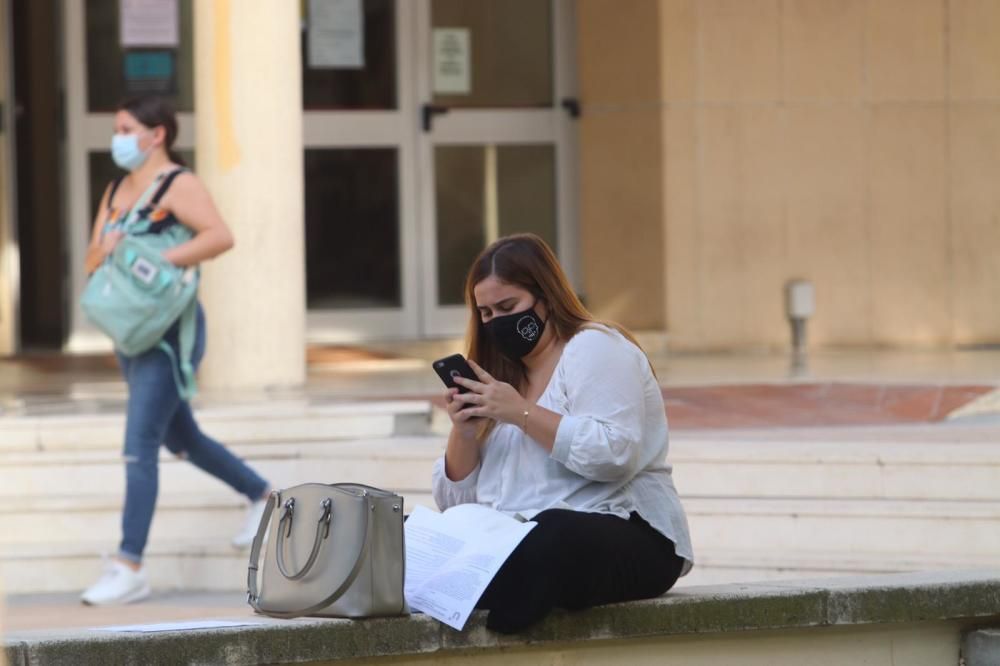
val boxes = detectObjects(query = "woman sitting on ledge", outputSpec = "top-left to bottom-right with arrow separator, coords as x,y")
433,233 -> 694,633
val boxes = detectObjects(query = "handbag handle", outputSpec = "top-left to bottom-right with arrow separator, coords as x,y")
275,497 -> 332,580
247,489 -> 373,619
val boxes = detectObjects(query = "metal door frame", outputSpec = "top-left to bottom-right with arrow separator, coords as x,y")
413,0 -> 579,337
0,0 -> 20,355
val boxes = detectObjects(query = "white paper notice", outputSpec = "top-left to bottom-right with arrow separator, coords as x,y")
120,0 -> 179,48
433,28 -> 471,95
405,504 -> 535,631
93,620 -> 261,633
308,0 -> 364,69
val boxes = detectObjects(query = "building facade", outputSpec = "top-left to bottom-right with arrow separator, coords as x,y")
1,0 -> 1000,388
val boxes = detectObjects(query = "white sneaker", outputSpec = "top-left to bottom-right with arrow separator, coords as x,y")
232,498 -> 268,548
81,559 -> 151,606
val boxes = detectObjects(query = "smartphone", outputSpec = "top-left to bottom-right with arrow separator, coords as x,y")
432,354 -> 478,393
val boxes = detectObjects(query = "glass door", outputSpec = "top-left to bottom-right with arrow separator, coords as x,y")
302,0 -> 421,342
416,0 -> 578,337
0,0 -> 17,355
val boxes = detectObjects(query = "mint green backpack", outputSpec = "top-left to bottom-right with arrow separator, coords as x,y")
81,169 -> 200,400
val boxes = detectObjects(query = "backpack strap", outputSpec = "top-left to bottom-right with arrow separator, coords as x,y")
157,295 -> 199,401
106,175 -> 126,211
149,167 -> 188,207
126,167 -> 188,233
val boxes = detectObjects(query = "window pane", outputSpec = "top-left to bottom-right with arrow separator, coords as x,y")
305,149 -> 401,309
431,0 -> 553,109
302,0 -> 397,110
435,144 -> 557,305
85,0 -> 195,112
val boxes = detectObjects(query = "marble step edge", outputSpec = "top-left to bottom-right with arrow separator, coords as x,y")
668,439 -> 1000,465
5,438 -> 1000,467
0,437 -> 446,466
2,540 -> 992,572
685,548 -> 998,573
0,401 -> 435,451
2,494 -> 998,520
684,496 -> 1000,518
0,490 -> 435,515
0,399 -> 433,427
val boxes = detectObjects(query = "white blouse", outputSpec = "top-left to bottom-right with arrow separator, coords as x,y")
432,324 -> 694,575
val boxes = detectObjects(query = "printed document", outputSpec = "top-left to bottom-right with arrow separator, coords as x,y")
404,504 -> 536,630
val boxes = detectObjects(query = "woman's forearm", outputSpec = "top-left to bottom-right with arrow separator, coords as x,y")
162,227 -> 234,266
521,405 -> 562,453
444,428 -> 481,482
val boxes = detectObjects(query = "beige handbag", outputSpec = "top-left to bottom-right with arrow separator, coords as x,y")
247,483 -> 406,619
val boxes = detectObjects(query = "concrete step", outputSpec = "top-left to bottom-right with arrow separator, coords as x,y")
686,496 -> 1000,558
0,494 -> 440,595
5,423 -> 1000,594
4,498 -> 986,596
0,437 -> 444,500
670,431 -> 1000,501
675,548 -> 999,586
6,431 -> 999,502
0,399 -> 433,453
0,483 -> 437,545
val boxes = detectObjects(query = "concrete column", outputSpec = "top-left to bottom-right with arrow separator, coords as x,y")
193,0 -> 305,390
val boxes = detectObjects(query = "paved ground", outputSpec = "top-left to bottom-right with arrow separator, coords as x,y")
4,346 -> 1000,427
5,591 -> 255,636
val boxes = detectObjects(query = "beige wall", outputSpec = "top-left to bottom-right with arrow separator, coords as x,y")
580,0 -> 1000,350
576,1 -> 667,330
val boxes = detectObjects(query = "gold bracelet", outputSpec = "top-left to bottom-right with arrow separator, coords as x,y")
521,408 -> 530,433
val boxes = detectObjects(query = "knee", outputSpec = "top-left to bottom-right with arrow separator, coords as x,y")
123,453 -> 158,481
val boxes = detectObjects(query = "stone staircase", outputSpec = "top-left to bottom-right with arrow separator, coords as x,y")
672,426 -> 1000,585
3,401 -> 999,594
0,399 -> 443,594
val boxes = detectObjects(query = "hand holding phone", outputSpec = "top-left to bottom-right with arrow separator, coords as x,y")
432,354 -> 479,393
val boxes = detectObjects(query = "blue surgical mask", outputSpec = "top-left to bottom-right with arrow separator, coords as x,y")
111,132 -> 150,171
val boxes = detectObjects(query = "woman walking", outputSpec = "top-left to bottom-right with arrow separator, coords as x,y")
81,96 -> 270,605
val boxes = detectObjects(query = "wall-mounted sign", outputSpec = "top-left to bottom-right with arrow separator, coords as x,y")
120,0 -> 179,48
308,0 -> 365,69
123,50 -> 177,95
433,28 -> 471,95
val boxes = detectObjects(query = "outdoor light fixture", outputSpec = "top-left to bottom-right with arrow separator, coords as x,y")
785,279 -> 815,375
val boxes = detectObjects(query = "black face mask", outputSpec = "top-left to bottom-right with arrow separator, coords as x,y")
484,304 -> 547,360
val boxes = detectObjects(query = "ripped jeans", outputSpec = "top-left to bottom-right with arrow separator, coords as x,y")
116,303 -> 269,563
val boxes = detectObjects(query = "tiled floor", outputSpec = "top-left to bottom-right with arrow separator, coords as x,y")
660,383 -> 993,429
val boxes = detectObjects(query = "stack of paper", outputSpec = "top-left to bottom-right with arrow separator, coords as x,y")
404,504 -> 536,630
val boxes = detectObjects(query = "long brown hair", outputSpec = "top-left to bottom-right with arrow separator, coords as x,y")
119,95 -> 186,167
464,234 -> 644,392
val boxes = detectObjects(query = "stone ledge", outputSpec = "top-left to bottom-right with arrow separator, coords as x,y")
5,570 -> 1000,666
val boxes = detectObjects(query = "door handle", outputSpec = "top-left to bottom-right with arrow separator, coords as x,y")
421,104 -> 449,132
560,97 -> 581,119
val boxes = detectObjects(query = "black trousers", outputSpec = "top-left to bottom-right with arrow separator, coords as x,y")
475,508 -> 685,633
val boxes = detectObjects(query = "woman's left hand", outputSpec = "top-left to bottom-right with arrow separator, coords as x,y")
453,359 -> 530,425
